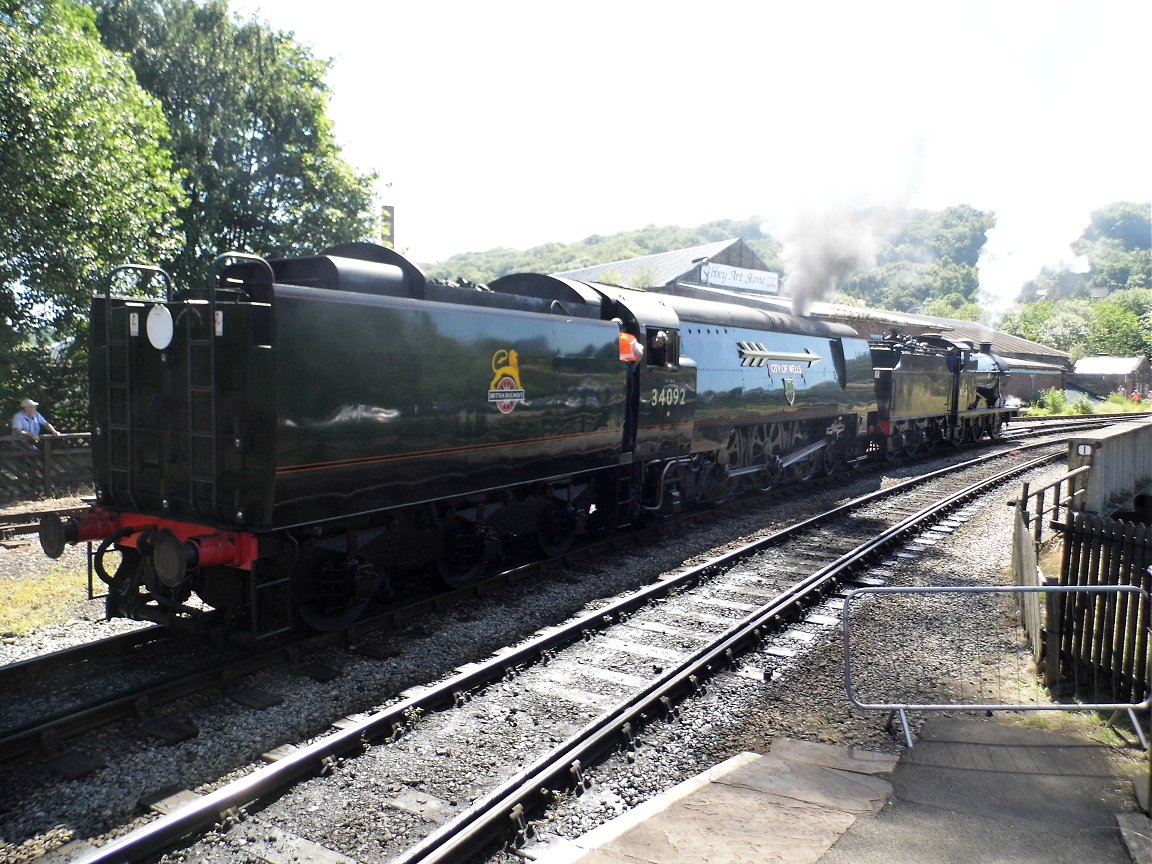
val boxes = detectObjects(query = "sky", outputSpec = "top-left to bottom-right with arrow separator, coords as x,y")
229,0 -> 1150,315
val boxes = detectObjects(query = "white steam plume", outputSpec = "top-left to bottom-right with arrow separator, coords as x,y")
782,207 -> 897,316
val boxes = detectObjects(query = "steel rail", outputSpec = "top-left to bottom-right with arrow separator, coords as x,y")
390,449 -> 1063,864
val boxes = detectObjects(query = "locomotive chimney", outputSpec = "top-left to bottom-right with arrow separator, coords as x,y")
979,341 -> 993,353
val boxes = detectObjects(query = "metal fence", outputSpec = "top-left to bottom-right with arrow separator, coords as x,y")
843,584 -> 1151,748
0,434 -> 92,503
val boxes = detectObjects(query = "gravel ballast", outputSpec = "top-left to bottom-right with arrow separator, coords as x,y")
1,454 -> 1141,863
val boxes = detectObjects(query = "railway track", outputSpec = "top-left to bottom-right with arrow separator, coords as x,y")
39,439 -> 1065,863
0,418 -> 1109,767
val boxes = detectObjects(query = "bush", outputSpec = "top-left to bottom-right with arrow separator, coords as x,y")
1070,396 -> 1094,414
1038,387 -> 1067,414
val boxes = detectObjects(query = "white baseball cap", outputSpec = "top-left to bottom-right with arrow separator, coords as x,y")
20,398 -> 38,408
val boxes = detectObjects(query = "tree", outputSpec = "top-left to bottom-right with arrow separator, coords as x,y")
1087,290 -> 1152,358
1071,202 -> 1152,293
930,204 -> 996,269
1,0 -> 183,428
1000,298 -> 1095,359
1078,202 -> 1152,251
922,293 -> 982,322
91,0 -> 380,288
840,205 -> 993,315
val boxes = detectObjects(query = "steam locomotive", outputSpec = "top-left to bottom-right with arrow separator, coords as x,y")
39,242 -> 1014,637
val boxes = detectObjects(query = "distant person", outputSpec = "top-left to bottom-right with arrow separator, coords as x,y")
12,398 -> 61,448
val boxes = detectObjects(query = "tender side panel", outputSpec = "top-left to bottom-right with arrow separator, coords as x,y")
884,352 -> 955,421
270,286 -> 628,525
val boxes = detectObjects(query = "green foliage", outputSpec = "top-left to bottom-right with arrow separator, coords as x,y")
838,205 -> 993,317
90,0 -> 380,288
920,292 -> 982,322
1098,391 -> 1152,413
1077,202 -> 1151,251
0,0 -> 183,429
1087,296 -> 1152,357
423,218 -> 781,282
1039,387 -> 1067,414
1069,202 -> 1152,296
998,298 -> 1096,358
1024,388 -> 1151,417
1070,395 -> 1094,415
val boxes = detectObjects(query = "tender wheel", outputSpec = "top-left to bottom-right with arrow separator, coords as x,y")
295,554 -> 381,631
437,557 -> 490,588
536,502 -> 584,558
437,515 -> 501,588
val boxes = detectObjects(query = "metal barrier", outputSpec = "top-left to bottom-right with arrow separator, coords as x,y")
1016,466 -> 1089,549
843,584 -> 1151,748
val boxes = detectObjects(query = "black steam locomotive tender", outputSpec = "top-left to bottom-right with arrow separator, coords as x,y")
40,243 -> 1013,638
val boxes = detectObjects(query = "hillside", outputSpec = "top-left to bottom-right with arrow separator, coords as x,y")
421,218 -> 783,283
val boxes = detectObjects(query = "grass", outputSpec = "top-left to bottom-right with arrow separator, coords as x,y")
0,562 -> 92,637
1021,388 -> 1152,417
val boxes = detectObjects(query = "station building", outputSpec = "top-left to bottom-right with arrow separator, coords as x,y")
1068,355 -> 1152,398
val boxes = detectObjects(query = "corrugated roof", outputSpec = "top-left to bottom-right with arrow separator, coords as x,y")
553,239 -> 740,288
1072,355 -> 1148,375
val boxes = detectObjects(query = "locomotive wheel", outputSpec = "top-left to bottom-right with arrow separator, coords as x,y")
845,435 -> 872,470
903,426 -> 923,457
748,426 -> 782,492
883,429 -> 903,462
709,467 -> 740,502
688,456 -> 738,504
700,430 -> 742,502
819,439 -> 841,476
789,453 -> 819,483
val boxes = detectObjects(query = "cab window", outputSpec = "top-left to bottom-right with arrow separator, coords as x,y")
646,328 -> 678,368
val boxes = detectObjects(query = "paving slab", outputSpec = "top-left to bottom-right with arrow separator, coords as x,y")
819,715 -> 1142,864
529,721 -> 1145,864
530,741 -> 893,864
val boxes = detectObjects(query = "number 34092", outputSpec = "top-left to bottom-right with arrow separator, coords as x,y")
650,387 -> 688,406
